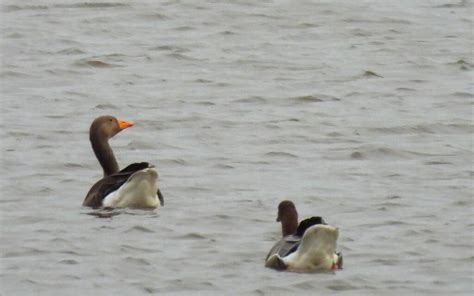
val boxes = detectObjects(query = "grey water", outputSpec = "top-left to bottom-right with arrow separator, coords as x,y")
1,0 -> 473,295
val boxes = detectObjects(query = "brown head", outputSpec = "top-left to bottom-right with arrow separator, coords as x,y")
277,200 -> 299,237
89,115 -> 134,176
90,115 -> 134,140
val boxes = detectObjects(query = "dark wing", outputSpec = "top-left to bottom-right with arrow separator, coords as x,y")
265,235 -> 301,261
118,162 -> 151,174
82,162 -> 152,208
296,216 -> 326,236
157,188 -> 164,206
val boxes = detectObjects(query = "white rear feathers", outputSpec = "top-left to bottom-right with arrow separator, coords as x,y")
282,224 -> 339,272
102,168 -> 160,209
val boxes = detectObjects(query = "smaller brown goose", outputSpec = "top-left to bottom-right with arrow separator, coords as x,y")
265,200 -> 343,272
83,115 -> 164,209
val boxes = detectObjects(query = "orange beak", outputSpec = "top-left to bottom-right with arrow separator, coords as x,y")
117,118 -> 134,130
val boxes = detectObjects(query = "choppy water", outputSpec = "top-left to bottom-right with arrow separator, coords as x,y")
1,0 -> 473,295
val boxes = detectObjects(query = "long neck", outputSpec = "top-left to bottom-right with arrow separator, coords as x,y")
281,214 -> 298,236
90,133 -> 119,177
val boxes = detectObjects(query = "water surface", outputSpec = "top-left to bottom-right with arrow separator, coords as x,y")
1,0 -> 473,295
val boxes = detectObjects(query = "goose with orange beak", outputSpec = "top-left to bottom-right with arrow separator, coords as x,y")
83,115 -> 164,209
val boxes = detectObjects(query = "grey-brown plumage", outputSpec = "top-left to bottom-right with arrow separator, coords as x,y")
265,234 -> 300,261
83,162 -> 164,208
266,217 -> 328,260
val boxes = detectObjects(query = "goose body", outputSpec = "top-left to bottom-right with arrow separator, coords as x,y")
265,200 -> 342,272
102,167 -> 159,208
266,224 -> 340,272
82,116 -> 163,209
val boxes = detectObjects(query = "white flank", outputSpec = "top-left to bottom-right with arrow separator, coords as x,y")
283,224 -> 339,272
102,168 -> 160,209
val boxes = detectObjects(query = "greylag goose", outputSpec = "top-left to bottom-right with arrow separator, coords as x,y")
82,115 -> 163,209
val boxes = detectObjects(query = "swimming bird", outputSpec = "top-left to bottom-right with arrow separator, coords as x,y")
82,115 -> 164,209
265,200 -> 343,272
